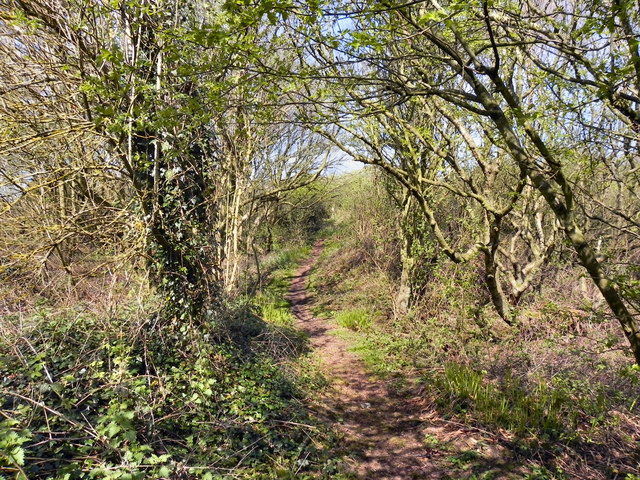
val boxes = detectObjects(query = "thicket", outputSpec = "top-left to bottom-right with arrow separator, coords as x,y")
310,170 -> 640,478
298,0 -> 640,363
0,243 -> 350,479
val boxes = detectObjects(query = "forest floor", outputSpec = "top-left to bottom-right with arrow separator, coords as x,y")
286,241 -> 527,480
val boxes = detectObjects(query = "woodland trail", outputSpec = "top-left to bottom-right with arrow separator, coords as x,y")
286,241 -> 510,479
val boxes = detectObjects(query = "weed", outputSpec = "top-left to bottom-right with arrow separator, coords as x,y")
433,363 -> 614,443
263,245 -> 312,273
334,308 -> 371,331
423,433 -> 442,449
255,294 -> 295,327
448,450 -> 480,469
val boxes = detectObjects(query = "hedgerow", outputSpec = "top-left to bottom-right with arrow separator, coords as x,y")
0,299 -> 341,479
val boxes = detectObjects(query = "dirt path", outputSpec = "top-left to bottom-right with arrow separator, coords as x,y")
286,241 -> 480,479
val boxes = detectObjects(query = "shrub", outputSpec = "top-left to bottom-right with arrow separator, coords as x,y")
0,298 -> 340,479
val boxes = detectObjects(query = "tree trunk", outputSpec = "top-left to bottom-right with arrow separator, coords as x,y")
469,72 -> 640,362
484,251 -> 512,324
484,217 -> 513,324
396,236 -> 415,316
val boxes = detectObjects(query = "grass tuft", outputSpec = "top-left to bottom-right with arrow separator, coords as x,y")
434,362 -> 610,441
334,308 -> 371,331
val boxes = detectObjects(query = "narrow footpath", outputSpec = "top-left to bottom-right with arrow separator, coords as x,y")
286,242 -> 507,479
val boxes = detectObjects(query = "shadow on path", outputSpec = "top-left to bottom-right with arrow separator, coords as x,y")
285,241 -> 456,479
286,241 -> 628,480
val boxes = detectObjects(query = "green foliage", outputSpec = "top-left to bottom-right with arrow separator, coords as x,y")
0,418 -> 31,476
257,295 -> 295,327
334,309 -> 371,332
269,184 -> 331,248
435,364 -> 578,439
267,246 -> 312,273
0,295 -> 341,479
252,244 -> 311,320
522,466 -> 556,480
447,449 -> 481,470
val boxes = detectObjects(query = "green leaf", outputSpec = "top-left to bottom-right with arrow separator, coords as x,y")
156,466 -> 171,477
106,421 -> 121,438
8,446 -> 25,466
419,10 -> 447,24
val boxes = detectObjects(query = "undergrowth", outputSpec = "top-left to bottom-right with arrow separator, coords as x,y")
333,309 -> 371,332
309,215 -> 640,478
326,304 -> 640,477
252,245 -> 310,329
0,245 -> 346,479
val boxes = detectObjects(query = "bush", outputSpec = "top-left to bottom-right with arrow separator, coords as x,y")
0,298 -> 340,479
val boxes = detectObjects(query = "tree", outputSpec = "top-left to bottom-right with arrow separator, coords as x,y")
1,0 -> 294,321
296,24 -> 555,322
293,0 -> 640,361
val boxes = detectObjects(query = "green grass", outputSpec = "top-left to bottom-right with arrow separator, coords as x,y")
434,362 -> 611,442
259,299 -> 295,326
254,289 -> 295,327
251,245 -> 312,328
334,308 -> 371,331
327,306 -> 618,450
262,245 -> 312,274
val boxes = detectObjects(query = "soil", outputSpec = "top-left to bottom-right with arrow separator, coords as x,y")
286,241 -> 515,480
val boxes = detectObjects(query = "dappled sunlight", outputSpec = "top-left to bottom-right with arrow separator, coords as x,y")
287,240 -> 524,479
